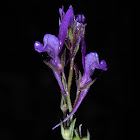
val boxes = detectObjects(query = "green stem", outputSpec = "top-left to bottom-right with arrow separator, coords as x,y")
67,57 -> 74,113
68,57 -> 74,93
62,72 -> 72,113
66,91 -> 72,113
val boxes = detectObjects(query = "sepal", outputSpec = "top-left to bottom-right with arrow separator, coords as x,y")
61,48 -> 66,67
77,71 -> 82,87
43,60 -> 62,72
68,28 -> 74,44
80,78 -> 97,90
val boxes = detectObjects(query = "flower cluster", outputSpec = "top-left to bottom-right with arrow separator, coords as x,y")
34,5 -> 107,139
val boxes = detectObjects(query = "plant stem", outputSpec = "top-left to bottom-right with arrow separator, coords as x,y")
68,57 -> 74,93
62,72 -> 72,113
67,57 -> 74,113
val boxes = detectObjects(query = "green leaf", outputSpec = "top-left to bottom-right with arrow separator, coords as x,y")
62,74 -> 66,90
74,43 -> 79,56
69,28 -> 73,44
69,119 -> 76,140
80,78 -> 97,90
78,71 -> 82,87
64,41 -> 70,50
61,48 -> 66,67
43,60 -> 62,72
74,129 -> 81,140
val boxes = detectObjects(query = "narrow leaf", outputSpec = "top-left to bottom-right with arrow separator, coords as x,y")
75,43 -> 79,56
78,71 -> 82,87
74,129 -> 81,140
64,41 -> 70,50
69,118 -> 76,140
61,121 -> 65,138
69,28 -> 73,44
61,48 -> 66,67
74,63 -> 79,85
62,75 -> 66,90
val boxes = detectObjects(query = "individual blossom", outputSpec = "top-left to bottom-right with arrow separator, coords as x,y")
52,52 -> 107,130
34,6 -> 74,97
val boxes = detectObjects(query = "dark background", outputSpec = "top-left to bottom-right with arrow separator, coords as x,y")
0,0 -> 131,140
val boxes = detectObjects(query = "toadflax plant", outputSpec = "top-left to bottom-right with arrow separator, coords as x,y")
34,5 -> 107,140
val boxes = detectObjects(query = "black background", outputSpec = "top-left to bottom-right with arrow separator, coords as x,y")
0,0 -> 131,140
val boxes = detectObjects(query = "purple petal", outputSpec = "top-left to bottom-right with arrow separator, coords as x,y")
80,73 -> 92,88
43,34 -> 59,58
50,56 -> 63,70
85,52 -> 99,75
34,41 -> 44,53
59,5 -> 65,20
52,87 -> 90,130
58,5 -> 74,53
99,60 -> 107,71
84,52 -> 107,76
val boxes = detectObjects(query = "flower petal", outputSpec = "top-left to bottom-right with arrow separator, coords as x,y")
34,41 -> 44,53
99,60 -> 107,71
58,5 -> 74,53
59,5 -> 65,20
84,52 -> 99,75
84,52 -> 107,76
43,34 -> 59,58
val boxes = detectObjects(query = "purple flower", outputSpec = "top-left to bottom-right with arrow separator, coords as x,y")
52,52 -> 107,129
34,6 -> 74,55
34,6 -> 74,98
80,52 -> 107,87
